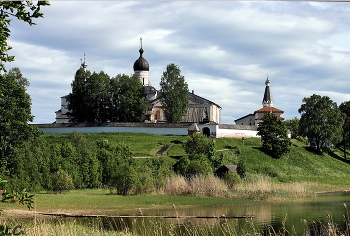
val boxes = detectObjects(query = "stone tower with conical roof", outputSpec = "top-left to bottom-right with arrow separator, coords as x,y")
262,77 -> 274,107
133,38 -> 150,86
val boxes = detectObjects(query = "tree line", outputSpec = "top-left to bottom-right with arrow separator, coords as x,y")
67,63 -> 189,123
67,70 -> 148,123
261,94 -> 350,158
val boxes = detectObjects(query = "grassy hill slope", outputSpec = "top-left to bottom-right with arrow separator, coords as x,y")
42,133 -> 350,186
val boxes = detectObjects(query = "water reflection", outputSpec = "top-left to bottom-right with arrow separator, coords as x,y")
24,192 -> 350,235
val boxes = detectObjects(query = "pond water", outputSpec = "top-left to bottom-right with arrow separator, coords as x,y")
49,192 -> 350,235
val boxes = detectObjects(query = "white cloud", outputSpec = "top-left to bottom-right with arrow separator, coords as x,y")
4,1 -> 350,124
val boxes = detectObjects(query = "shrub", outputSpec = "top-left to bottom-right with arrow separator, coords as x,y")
51,170 -> 74,193
134,167 -> 155,195
112,163 -> 136,196
236,159 -> 247,178
223,171 -> 241,190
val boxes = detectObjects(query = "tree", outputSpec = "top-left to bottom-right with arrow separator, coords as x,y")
176,133 -> 216,176
115,74 -> 147,122
257,112 -> 291,158
338,101 -> 350,159
0,73 -> 42,165
67,71 -> 147,123
298,94 -> 345,153
6,67 -> 30,90
160,63 -> 189,123
0,1 -> 50,72
183,133 -> 215,161
284,117 -> 299,139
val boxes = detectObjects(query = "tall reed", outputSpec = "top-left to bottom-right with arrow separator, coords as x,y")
158,174 -> 230,197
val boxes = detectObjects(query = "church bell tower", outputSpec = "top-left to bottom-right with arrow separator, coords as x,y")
133,38 -> 150,86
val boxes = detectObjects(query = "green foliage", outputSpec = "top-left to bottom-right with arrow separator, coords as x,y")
0,73 -> 42,164
50,170 -> 75,193
67,71 -> 147,123
133,166 -> 155,195
284,117 -> 299,139
223,172 -> 241,189
257,112 -> 291,158
176,133 -> 217,175
112,163 -> 136,196
183,133 -> 215,160
159,63 -> 189,123
296,136 -> 309,145
142,157 -> 174,189
0,1 -> 49,72
1,188 -> 34,210
299,94 -> 345,153
338,101 -> 350,159
236,159 -> 247,178
187,154 -> 213,175
116,74 -> 148,122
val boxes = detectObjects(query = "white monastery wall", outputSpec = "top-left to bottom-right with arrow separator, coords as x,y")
39,126 -> 190,136
216,125 -> 258,138
37,123 -> 258,139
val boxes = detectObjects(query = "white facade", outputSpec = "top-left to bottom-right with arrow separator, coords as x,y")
55,96 -> 70,123
135,70 -> 150,86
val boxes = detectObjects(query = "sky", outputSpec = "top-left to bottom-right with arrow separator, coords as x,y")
5,1 -> 350,124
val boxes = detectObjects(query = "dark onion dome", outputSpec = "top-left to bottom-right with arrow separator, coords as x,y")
133,48 -> 149,71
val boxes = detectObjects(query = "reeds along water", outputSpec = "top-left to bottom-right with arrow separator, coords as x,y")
157,174 -> 320,200
11,208 -> 350,236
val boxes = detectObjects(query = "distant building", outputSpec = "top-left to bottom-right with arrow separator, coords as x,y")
55,40 -> 221,124
235,78 -> 284,126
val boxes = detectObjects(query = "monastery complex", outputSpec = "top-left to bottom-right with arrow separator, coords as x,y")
35,42 -> 284,138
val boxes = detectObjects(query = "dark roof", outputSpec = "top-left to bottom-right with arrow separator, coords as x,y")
188,92 -> 221,109
215,165 -> 237,177
234,113 -> 254,122
262,78 -> 273,106
133,48 -> 149,71
219,124 -> 257,130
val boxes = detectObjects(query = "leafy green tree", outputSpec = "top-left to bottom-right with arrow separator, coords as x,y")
113,163 -> 136,196
6,67 -> 30,90
0,1 -> 49,72
115,74 -> 147,122
284,117 -> 299,139
50,170 -> 75,193
176,133 -> 216,176
338,101 -> 350,159
183,133 -> 215,160
67,68 -> 91,122
67,71 -> 147,122
0,73 -> 42,165
298,94 -> 345,153
257,112 -> 291,158
223,172 -> 241,190
236,159 -> 247,178
134,166 -> 155,195
160,63 -> 189,123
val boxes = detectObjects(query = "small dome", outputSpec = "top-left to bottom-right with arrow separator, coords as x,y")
133,48 -> 149,71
